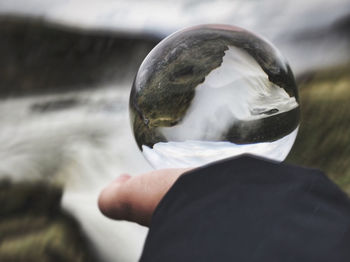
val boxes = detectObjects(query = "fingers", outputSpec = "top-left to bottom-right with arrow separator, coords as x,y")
98,168 -> 190,226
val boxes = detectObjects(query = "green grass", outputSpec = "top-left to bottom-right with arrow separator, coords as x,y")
287,64 -> 350,194
0,181 -> 96,262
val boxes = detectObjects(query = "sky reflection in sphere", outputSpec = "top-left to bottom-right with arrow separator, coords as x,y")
129,25 -> 300,169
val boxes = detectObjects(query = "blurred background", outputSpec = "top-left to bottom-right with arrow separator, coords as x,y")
0,0 -> 349,261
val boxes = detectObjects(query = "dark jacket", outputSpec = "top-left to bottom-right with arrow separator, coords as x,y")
140,155 -> 350,262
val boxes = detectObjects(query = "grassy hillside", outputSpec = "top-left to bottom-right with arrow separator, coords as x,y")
0,16 -> 158,96
287,64 -> 350,194
0,181 -> 96,262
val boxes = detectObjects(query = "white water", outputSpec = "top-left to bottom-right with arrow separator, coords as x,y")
143,128 -> 299,169
0,85 -> 151,261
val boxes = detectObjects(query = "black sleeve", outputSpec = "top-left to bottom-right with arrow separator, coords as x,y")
139,155 -> 350,262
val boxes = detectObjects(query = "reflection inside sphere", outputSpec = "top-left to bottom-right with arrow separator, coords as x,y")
129,25 -> 300,169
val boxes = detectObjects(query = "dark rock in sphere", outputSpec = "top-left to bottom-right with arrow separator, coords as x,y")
129,25 -> 300,167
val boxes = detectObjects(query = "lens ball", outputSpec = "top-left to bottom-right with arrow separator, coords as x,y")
129,25 -> 300,169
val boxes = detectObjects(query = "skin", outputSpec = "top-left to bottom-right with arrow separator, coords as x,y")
98,168 -> 190,226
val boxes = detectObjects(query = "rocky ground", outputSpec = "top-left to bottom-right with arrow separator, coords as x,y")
0,15 -> 158,97
0,181 -> 97,262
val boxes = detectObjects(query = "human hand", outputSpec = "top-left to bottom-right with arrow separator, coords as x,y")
98,168 -> 191,226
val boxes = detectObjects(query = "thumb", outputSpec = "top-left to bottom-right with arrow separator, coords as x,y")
98,168 -> 190,226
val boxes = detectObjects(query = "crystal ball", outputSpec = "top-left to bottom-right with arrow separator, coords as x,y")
129,25 -> 300,169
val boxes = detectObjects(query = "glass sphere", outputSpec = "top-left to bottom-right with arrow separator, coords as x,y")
129,25 -> 300,169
